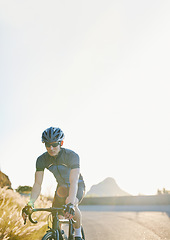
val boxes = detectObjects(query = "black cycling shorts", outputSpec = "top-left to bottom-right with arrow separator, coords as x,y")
52,182 -> 85,207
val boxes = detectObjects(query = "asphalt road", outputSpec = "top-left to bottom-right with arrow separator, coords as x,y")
79,205 -> 170,240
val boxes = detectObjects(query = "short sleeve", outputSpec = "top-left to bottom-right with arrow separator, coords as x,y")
68,151 -> 80,169
36,156 -> 46,171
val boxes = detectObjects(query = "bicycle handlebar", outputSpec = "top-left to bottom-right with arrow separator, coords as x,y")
28,206 -> 67,224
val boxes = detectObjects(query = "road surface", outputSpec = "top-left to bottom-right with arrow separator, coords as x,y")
80,205 -> 170,240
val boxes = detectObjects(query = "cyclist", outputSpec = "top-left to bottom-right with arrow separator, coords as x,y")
22,127 -> 85,240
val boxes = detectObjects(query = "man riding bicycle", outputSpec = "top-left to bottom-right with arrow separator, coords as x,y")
22,127 -> 85,240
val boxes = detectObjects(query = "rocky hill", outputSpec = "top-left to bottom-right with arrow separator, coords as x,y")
86,177 -> 130,197
0,171 -> 12,189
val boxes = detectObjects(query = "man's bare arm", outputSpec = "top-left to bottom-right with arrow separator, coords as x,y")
66,168 -> 80,205
29,171 -> 44,204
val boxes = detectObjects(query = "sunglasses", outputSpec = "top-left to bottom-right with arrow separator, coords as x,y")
45,142 -> 60,148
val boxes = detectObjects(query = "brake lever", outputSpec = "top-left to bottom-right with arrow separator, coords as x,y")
24,218 -> 27,225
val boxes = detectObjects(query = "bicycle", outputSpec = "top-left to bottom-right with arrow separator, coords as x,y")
27,206 -> 85,240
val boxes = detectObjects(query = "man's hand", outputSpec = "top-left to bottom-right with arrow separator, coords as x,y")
64,203 -> 75,219
22,204 -> 33,224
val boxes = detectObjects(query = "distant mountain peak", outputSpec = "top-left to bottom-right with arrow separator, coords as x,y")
102,177 -> 116,183
86,177 -> 130,197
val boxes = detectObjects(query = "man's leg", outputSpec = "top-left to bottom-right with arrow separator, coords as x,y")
74,205 -> 82,228
73,198 -> 82,238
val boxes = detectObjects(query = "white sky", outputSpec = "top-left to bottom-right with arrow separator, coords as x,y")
0,0 -> 170,196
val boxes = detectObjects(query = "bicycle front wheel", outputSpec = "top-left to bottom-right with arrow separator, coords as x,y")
41,230 -> 59,240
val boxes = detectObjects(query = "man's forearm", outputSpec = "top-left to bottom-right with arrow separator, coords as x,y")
30,182 -> 41,203
67,182 -> 78,204
67,168 -> 80,205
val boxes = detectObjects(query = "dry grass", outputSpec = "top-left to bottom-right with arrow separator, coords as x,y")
0,187 -> 52,240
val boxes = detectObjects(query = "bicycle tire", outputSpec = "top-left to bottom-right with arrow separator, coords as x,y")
81,226 -> 85,240
41,230 -> 59,240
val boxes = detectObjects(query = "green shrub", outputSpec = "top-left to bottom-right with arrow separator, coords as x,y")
16,185 -> 32,193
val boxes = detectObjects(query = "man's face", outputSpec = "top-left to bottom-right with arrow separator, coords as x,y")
45,142 -> 61,156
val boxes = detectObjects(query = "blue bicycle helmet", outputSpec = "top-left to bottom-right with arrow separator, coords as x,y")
42,127 -> 64,143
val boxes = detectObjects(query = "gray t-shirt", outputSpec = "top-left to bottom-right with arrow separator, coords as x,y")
36,148 -> 84,186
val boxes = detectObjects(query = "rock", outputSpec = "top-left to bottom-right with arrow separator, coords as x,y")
0,171 -> 12,189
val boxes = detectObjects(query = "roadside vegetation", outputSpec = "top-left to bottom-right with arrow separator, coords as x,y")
0,187 -> 51,240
